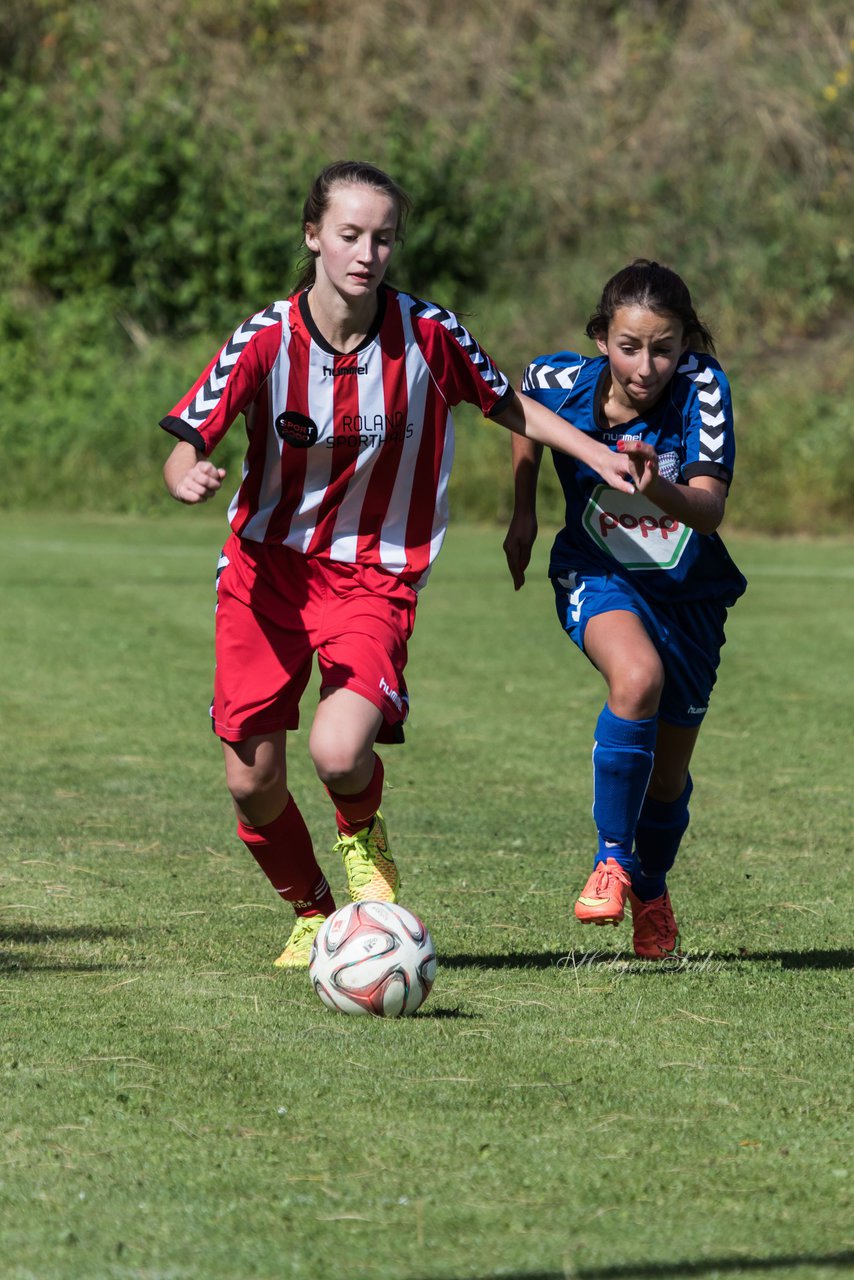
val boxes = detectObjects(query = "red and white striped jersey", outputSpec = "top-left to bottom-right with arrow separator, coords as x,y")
160,287 -> 512,588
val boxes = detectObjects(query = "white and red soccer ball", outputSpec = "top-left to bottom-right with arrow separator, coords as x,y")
309,901 -> 436,1017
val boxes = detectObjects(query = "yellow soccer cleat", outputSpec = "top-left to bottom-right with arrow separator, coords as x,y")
335,812 -> 400,903
274,914 -> 326,970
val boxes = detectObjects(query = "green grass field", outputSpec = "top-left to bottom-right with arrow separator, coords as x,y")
1,513 -> 852,1280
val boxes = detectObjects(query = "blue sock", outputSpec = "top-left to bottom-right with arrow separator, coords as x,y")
592,704 -> 657,876
632,775 -> 693,901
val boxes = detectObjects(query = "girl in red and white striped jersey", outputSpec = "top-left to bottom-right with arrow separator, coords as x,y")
161,160 -> 638,969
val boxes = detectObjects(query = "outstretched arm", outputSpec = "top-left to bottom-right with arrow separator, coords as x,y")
616,438 -> 728,535
163,440 -> 226,505
493,391 -> 637,495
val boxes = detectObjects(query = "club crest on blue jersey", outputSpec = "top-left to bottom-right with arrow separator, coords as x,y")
657,450 -> 682,482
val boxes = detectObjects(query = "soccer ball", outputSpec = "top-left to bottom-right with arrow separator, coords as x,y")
309,901 -> 436,1017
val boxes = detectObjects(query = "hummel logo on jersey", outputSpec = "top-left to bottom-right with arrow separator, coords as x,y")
275,411 -> 318,447
323,364 -> 367,377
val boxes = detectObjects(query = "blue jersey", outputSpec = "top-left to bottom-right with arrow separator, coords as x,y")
521,349 -> 747,605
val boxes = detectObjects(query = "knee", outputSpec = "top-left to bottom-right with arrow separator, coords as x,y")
309,689 -> 384,791
649,765 -> 692,804
309,725 -> 370,790
608,659 -> 664,720
224,754 -> 284,815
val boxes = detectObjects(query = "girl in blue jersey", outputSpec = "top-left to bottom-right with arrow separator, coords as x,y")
504,260 -> 746,959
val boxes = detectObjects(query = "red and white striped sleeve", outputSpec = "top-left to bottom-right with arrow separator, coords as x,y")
159,303 -> 287,455
405,296 -> 513,417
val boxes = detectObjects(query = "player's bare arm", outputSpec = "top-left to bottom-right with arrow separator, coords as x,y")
503,432 -> 543,591
616,438 -> 727,535
494,391 -> 636,496
164,439 -> 226,505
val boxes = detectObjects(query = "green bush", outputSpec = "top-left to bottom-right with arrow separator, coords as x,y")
0,73 -> 538,337
0,0 -> 852,528
0,74 -> 309,336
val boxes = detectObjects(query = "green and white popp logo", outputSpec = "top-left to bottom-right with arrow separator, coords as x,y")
583,485 -> 692,571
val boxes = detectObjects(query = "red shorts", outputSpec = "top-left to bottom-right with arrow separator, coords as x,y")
212,534 -> 416,743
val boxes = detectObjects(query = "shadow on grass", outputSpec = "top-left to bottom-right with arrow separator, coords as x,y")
438,948 -> 854,972
0,924 -> 133,974
723,949 -> 854,970
419,1248 -> 854,1278
0,958 -> 120,974
440,949 -> 568,971
415,1006 -> 478,1020
0,924 -> 132,943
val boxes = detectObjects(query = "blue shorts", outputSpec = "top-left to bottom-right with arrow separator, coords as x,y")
551,571 -> 729,728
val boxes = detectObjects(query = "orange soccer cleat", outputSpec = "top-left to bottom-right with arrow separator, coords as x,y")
574,857 -> 631,926
629,888 -> 681,959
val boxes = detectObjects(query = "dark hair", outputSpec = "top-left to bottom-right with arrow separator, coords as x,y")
585,258 -> 716,353
294,160 -> 413,291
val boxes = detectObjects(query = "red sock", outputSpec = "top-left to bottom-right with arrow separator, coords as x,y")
237,795 -> 336,916
326,754 -> 384,836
